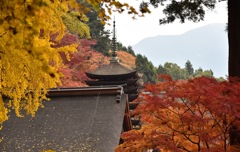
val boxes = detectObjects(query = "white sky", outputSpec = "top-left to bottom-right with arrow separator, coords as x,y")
105,1 -> 228,46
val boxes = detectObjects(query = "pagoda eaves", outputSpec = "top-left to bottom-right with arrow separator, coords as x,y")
85,62 -> 137,80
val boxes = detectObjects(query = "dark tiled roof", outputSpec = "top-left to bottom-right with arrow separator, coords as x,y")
1,87 -> 126,152
85,62 -> 137,79
85,79 -> 138,86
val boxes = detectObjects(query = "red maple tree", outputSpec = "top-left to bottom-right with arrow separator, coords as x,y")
116,75 -> 240,152
117,50 -> 136,69
56,34 -> 109,87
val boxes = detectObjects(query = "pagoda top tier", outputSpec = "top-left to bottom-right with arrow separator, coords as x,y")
85,19 -> 137,80
85,62 -> 137,79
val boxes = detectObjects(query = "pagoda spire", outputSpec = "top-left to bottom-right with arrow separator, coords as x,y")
111,18 -> 118,62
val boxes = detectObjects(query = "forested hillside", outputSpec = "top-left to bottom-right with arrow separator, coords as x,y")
59,4 -> 221,87
133,23 -> 228,78
2,1 -> 238,151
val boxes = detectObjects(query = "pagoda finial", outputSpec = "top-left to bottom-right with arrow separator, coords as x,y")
111,17 -> 118,62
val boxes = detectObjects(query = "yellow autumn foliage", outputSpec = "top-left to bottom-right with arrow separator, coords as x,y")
0,0 -> 90,126
0,0 -> 141,129
117,50 -> 136,69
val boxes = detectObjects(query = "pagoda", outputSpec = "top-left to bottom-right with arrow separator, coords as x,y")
1,20 -> 142,152
85,20 -> 141,130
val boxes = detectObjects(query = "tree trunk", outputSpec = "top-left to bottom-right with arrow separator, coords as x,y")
228,0 -> 240,146
228,0 -> 240,77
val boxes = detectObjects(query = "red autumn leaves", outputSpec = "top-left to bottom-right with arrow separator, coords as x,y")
116,75 -> 240,152
57,34 -> 109,87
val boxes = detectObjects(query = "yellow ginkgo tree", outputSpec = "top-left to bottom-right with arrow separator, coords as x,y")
0,0 -> 90,126
0,0 -> 140,127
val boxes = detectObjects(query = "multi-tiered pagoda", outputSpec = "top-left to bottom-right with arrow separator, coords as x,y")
1,20 -> 142,152
85,20 -> 141,129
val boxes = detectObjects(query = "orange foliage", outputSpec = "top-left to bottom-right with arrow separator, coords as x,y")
57,34 -> 109,87
117,50 -> 136,69
116,75 -> 240,152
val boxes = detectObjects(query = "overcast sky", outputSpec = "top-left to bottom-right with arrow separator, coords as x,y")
105,1 -> 228,46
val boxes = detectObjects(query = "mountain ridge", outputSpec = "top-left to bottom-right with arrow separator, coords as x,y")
132,23 -> 228,78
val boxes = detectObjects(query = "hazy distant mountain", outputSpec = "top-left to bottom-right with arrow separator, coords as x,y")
132,23 -> 228,78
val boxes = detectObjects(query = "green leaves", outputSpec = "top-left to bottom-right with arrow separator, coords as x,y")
155,0 -> 216,24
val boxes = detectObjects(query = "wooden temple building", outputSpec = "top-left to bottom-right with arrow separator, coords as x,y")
85,20 -> 141,130
0,21 -> 141,151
